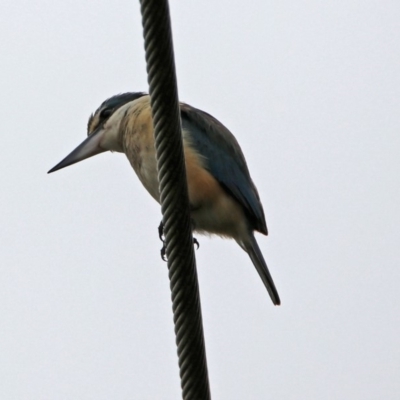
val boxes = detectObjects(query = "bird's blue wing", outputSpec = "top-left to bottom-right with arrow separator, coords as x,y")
180,103 -> 268,234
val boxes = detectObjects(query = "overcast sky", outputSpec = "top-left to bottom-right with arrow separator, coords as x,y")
1,0 -> 400,399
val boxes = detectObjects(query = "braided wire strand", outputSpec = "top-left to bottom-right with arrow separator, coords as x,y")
139,1 -> 211,399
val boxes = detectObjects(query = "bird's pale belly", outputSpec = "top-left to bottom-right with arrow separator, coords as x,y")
190,190 -> 248,240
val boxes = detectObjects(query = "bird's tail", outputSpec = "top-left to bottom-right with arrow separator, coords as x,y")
242,234 -> 281,306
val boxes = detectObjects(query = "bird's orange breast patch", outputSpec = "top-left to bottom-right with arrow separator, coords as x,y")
184,144 -> 223,207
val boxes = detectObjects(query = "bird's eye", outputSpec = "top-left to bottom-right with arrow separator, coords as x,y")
100,108 -> 113,119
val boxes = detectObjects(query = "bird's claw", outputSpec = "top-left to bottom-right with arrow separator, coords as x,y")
158,221 -> 165,242
160,244 -> 167,262
158,227 -> 199,262
159,237 -> 199,262
159,221 -> 167,261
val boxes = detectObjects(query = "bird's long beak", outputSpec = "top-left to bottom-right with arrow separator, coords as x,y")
48,128 -> 107,174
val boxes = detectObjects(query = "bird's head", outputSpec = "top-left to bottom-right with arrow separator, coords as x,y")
48,92 -> 146,173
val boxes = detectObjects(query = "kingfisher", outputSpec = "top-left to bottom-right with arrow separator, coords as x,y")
49,93 -> 281,305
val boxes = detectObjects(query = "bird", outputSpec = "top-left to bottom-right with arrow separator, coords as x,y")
48,93 -> 281,305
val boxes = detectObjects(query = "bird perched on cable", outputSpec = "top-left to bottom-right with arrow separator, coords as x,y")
48,92 -> 280,305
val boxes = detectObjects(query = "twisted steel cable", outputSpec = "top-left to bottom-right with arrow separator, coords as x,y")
140,0 -> 211,398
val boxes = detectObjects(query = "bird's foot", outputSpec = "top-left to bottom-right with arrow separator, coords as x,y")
158,227 -> 200,262
159,234 -> 200,263
158,221 -> 167,261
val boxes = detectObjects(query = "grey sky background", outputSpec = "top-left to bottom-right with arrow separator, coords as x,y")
1,0 -> 399,399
